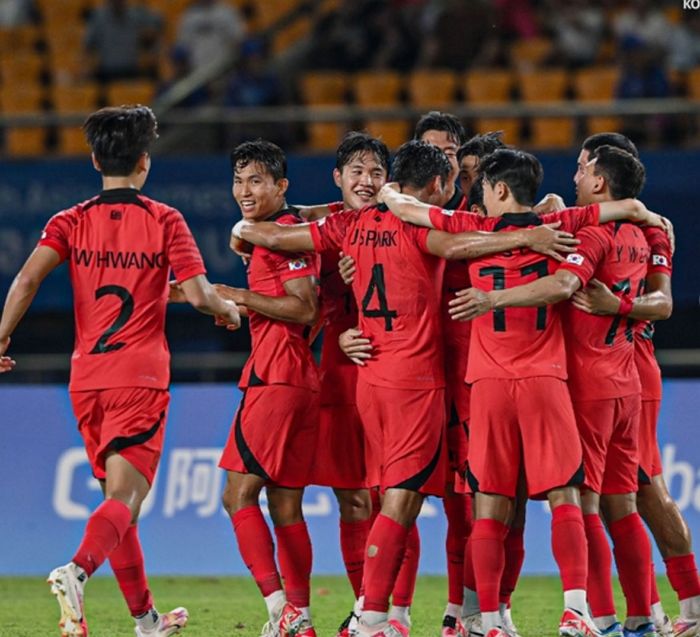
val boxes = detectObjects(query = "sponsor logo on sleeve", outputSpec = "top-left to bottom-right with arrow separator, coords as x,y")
566,253 -> 584,265
288,258 -> 308,271
652,254 -> 669,267
441,208 -> 455,217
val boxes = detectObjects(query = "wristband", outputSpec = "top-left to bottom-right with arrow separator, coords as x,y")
618,294 -> 634,316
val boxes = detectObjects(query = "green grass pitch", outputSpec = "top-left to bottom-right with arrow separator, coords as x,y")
0,575 -> 677,636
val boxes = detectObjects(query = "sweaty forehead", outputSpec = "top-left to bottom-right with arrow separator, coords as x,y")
421,129 -> 459,150
344,151 -> 385,171
235,160 -> 274,179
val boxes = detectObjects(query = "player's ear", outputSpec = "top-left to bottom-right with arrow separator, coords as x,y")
91,152 -> 102,173
135,152 -> 150,175
332,168 -> 342,189
276,177 -> 289,196
495,180 -> 508,201
593,173 -> 607,195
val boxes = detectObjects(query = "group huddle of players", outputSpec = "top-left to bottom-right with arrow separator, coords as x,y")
0,106 -> 698,637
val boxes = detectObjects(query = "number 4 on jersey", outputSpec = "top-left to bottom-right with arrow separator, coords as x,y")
361,264 -> 397,331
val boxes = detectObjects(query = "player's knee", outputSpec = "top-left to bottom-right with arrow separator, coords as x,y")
267,490 -> 304,527
335,489 -> 371,522
600,492 -> 637,523
221,482 -> 259,515
381,489 -> 423,526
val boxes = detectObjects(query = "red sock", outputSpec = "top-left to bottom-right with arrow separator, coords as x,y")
583,513 -> 616,617
392,522 -> 420,607
109,524 -> 153,617
463,535 -> 476,592
73,499 -> 132,576
609,513 -> 652,617
665,554 -> 700,601
340,519 -> 372,598
551,504 -> 587,591
232,506 -> 282,597
275,521 -> 312,608
364,515 -> 410,612
650,562 -> 660,606
471,519 -> 508,613
444,494 -> 468,605
500,525 -> 525,606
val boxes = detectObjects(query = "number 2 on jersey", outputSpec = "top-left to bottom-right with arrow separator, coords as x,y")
89,285 -> 134,354
361,263 -> 397,331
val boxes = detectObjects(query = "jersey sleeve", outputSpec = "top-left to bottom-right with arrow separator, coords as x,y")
556,226 -> 610,286
404,224 -> 432,254
309,211 -> 349,252
543,204 -> 600,235
643,226 -> 673,276
163,210 -> 207,283
327,201 -> 345,214
270,250 -> 319,283
428,207 -> 489,232
37,209 -> 74,261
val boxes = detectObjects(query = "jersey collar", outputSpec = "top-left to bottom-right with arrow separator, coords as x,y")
266,206 -> 300,222
494,211 -> 541,230
96,188 -> 150,211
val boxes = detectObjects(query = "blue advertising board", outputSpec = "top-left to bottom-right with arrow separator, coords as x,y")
1,381 -> 698,576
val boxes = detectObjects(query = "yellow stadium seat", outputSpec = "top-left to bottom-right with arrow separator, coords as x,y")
105,80 -> 156,107
473,118 -> 521,147
363,120 -> 411,150
573,67 -> 620,102
0,52 -> 44,86
510,37 -> 553,68
407,68 -> 457,108
0,85 -> 44,113
0,86 -> 46,156
299,72 -> 348,105
463,69 -> 513,103
529,117 -> 576,149
249,0 -> 301,31
687,67 -> 700,99
5,129 -> 47,156
353,71 -> 403,106
518,68 -> 569,102
585,116 -> 622,136
52,83 -> 99,112
306,122 -> 346,151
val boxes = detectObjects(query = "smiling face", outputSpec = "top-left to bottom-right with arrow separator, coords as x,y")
420,129 -> 460,188
333,150 -> 387,209
232,161 -> 288,220
573,150 -> 603,206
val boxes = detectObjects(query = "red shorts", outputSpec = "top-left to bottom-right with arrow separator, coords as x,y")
468,377 -> 583,499
356,378 -> 447,497
70,387 -> 169,485
219,385 -> 320,488
446,383 -> 470,493
312,403 -> 367,489
638,399 -> 663,482
573,395 -> 641,495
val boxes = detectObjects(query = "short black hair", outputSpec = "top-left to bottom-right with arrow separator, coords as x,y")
391,140 -> 451,189
479,148 -> 543,207
458,131 -> 506,163
335,131 -> 390,173
468,179 -> 484,212
591,145 -> 646,200
230,139 -> 286,181
414,110 -> 465,146
83,105 -> 158,176
582,132 -> 639,159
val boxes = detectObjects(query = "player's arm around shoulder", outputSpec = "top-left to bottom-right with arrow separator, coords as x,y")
232,219 -> 316,253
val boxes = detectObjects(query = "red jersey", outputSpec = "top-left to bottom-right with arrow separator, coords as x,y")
559,222 -> 650,401
309,205 -> 445,390
635,227 -> 673,400
239,208 -> 320,391
38,188 -> 206,391
429,204 -> 601,383
318,248 -> 358,406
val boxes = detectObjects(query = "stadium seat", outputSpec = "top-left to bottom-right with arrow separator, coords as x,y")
572,66 -> 619,101
509,37 -> 553,68
272,15 -> 312,55
249,0 -> 302,31
463,69 -> 513,103
584,116 -> 622,136
0,86 -> 46,156
518,68 -> 569,102
105,80 -> 156,107
306,121 -> 346,151
52,83 -> 100,156
529,117 -> 576,149
0,52 -> 44,86
687,67 -> 700,99
353,71 -> 403,106
299,72 -> 348,105
364,120 -> 411,150
407,69 -> 457,108
472,117 -> 521,146
36,0 -> 86,24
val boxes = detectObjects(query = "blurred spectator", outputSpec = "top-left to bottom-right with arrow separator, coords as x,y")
156,45 -> 210,108
224,38 -> 280,107
667,11 -> 700,72
495,0 -> 540,40
84,0 -> 162,83
367,5 -> 420,71
613,0 -> 670,52
547,0 -> 604,68
0,0 -> 34,26
617,36 -> 670,99
175,0 -> 246,72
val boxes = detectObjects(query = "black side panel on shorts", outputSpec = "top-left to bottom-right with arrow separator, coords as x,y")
467,467 -> 480,494
110,412 -> 164,451
565,462 -> 586,488
234,392 -> 270,480
391,432 -> 443,492
638,466 -> 651,486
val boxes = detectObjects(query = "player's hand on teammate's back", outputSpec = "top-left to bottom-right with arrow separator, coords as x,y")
0,336 -> 16,372
534,193 -> 566,214
571,279 -> 620,316
526,222 -> 580,261
338,327 -> 373,366
448,288 -> 493,321
338,252 -> 356,285
376,181 -> 401,204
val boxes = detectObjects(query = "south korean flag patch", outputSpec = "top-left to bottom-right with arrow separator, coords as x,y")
566,253 -> 584,266
288,258 -> 308,271
652,254 -> 668,267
